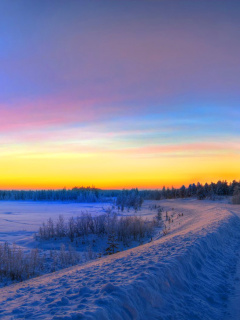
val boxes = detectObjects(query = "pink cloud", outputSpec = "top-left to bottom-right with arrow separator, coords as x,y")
116,142 -> 240,156
0,97 -> 120,133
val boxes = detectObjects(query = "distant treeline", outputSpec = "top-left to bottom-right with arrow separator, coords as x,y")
142,180 -> 240,201
0,180 -> 239,203
0,187 -> 114,202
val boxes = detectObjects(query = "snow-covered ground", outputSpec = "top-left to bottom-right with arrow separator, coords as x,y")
0,199 -> 240,319
0,200 -> 160,260
0,200 -> 158,246
0,201 -> 111,246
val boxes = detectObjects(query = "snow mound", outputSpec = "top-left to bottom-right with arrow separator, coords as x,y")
0,200 -> 240,319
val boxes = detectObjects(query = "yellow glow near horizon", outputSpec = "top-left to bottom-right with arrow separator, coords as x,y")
1,149 -> 239,190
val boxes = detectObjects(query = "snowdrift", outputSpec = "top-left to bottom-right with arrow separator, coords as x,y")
0,201 -> 240,320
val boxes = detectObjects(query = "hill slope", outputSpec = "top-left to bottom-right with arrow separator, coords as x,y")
1,200 -> 240,320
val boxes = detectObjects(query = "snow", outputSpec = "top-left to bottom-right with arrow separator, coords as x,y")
0,199 -> 240,319
0,201 -> 111,236
227,252 -> 240,320
0,200 -> 155,247
0,200 -> 159,259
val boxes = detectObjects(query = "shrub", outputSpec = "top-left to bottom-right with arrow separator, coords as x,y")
232,186 -> 240,204
37,211 -> 155,246
0,243 -> 43,281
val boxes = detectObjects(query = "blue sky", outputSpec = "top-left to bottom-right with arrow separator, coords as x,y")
0,0 -> 239,188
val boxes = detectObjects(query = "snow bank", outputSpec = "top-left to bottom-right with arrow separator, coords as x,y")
0,201 -> 240,319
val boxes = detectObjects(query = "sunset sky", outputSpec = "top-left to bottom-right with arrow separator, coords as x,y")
0,0 -> 239,189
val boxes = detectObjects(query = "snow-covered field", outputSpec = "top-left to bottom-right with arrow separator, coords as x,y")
0,199 -> 240,319
0,200 -> 160,259
0,201 -> 112,247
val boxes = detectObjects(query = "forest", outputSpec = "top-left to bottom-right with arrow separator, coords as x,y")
0,180 -> 239,204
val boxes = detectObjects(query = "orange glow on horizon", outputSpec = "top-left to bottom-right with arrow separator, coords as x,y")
1,149 -> 239,190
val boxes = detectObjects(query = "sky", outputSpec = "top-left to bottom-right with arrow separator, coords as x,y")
0,0 -> 239,190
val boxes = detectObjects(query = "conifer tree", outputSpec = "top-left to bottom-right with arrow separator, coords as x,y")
105,232 -> 119,255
